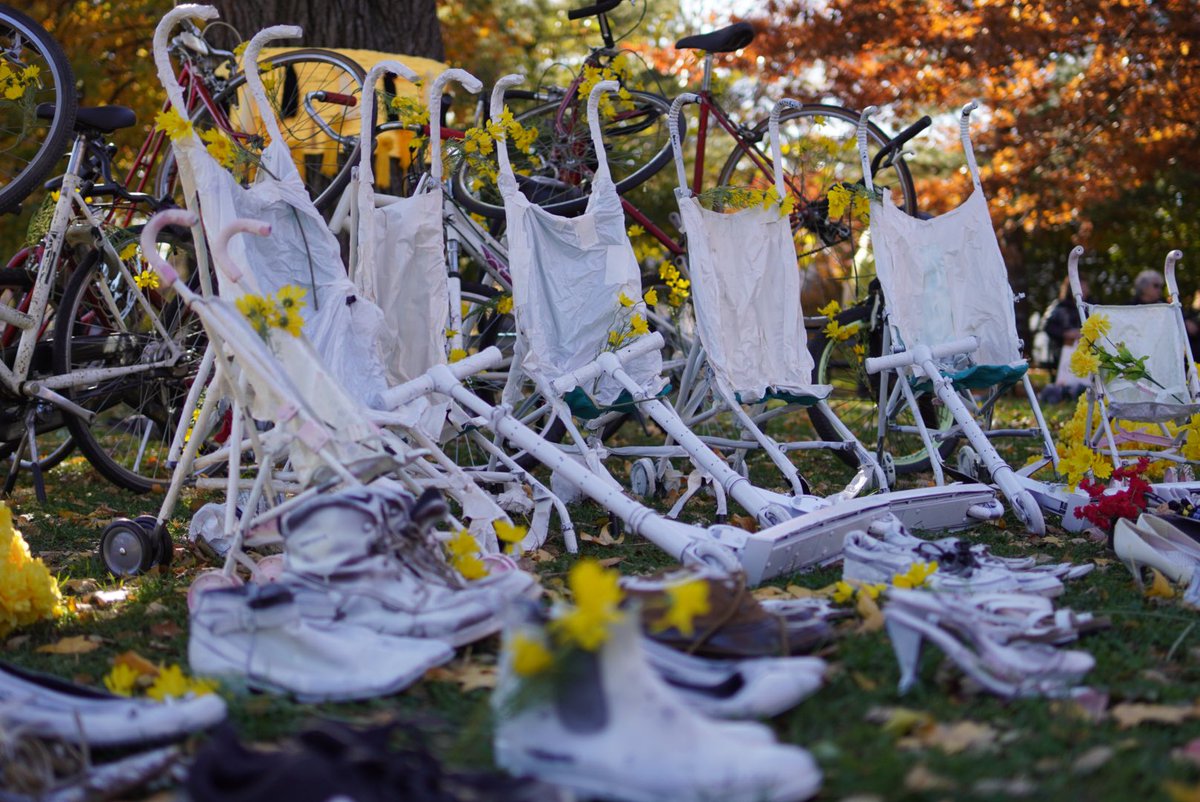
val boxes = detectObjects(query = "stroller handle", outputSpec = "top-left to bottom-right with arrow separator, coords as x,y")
865,337 -> 979,375
141,209 -> 200,288
379,347 -> 504,408
551,332 -> 664,395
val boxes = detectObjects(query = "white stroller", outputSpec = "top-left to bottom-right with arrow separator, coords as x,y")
855,102 -> 1056,534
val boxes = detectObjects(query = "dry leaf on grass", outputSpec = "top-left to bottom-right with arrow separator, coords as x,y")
1166,781 -> 1200,802
580,525 -> 625,547
113,650 -> 160,677
1110,702 -> 1200,729
867,706 -> 934,738
855,591 -> 884,633
903,764 -> 956,793
150,620 -> 182,639
898,720 -> 999,755
424,661 -> 497,692
1071,745 -> 1114,775
1146,568 -> 1176,599
728,514 -> 758,533
37,635 -> 101,655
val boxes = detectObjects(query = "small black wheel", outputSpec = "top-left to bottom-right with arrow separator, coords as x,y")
99,519 -> 156,576
133,514 -> 172,567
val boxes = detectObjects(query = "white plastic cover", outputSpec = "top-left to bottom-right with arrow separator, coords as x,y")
1086,303 -> 1198,420
871,188 -> 1024,369
496,99 -> 662,404
677,195 -> 827,402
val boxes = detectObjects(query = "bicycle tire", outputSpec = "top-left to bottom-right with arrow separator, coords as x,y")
0,4 -> 76,214
155,48 -> 365,214
451,88 -> 675,220
807,304 -> 957,473
717,104 -> 916,307
52,231 -> 206,493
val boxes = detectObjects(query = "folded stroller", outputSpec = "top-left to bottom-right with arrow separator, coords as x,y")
855,102 -> 1057,534
668,94 -> 887,500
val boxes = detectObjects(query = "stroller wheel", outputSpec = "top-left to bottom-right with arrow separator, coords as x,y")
188,570 -> 244,611
99,519 -> 157,576
253,554 -> 287,584
956,446 -> 990,483
629,458 -> 657,498
133,515 -> 173,568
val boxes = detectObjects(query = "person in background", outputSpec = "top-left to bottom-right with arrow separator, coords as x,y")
1131,270 -> 1165,304
1038,277 -> 1089,403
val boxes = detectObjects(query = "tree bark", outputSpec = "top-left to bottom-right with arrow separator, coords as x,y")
212,0 -> 444,60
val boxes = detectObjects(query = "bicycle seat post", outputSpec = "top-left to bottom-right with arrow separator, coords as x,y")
701,53 -> 714,93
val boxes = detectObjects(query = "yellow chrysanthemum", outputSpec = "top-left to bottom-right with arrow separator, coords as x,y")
629,313 -> 649,337
851,193 -> 871,222
275,284 -> 306,311
892,561 -> 938,589
118,242 -> 139,262
448,348 -> 468,363
550,560 -> 624,651
496,294 -> 513,315
511,632 -> 554,677
831,580 -> 856,604
275,310 -> 304,337
608,330 -> 626,348
200,128 -> 236,168
817,300 -> 841,318
643,288 -> 658,306
0,503 -> 63,638
134,270 -> 160,290
651,579 -> 710,636
235,294 -> 277,338
1070,343 -> 1100,377
1081,313 -> 1111,342
154,107 -> 193,142
103,663 -> 140,697
827,184 -> 852,219
494,520 -> 527,555
618,291 -> 635,308
146,665 -> 191,701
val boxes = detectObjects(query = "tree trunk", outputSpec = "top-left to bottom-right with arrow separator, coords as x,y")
213,0 -> 444,60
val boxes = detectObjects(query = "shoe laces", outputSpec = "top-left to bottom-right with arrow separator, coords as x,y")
914,539 -> 980,575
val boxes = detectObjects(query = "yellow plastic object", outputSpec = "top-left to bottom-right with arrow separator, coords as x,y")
253,49 -> 449,191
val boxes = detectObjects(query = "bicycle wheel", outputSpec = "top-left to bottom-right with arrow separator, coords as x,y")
52,230 -> 207,493
0,5 -> 75,213
717,104 -> 916,305
156,48 -> 364,213
808,303 -> 957,474
451,88 -> 675,220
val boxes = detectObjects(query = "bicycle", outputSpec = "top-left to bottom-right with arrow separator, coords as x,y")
0,4 -> 75,215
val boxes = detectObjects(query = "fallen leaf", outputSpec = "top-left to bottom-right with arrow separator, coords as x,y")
729,514 -> 758,533
424,661 -> 497,692
61,578 -> 99,596
903,764 -> 956,793
1146,568 -> 1176,599
1071,745 -> 1114,775
752,586 -> 795,600
145,601 -> 169,616
972,776 -> 1037,796
5,635 -> 30,651
113,650 -> 160,677
1166,781 -> 1200,802
1041,535 -> 1064,546
530,549 -> 556,563
37,635 -> 101,655
580,525 -> 625,547
855,591 -> 884,633
851,671 -> 878,691
1110,702 -> 1200,729
150,620 -> 182,639
867,706 -> 934,738
87,589 -> 130,607
596,556 -> 624,568
784,584 -> 820,598
899,721 -> 999,755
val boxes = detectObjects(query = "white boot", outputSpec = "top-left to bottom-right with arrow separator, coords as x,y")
493,614 -> 821,802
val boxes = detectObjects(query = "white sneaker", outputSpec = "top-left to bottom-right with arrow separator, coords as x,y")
843,531 -> 1063,596
493,614 -> 822,802
188,583 -> 452,703
278,485 -> 537,646
0,661 -> 225,748
642,638 -> 826,719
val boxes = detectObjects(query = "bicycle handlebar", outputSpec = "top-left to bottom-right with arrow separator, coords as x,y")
870,114 -> 930,175
568,0 -> 622,20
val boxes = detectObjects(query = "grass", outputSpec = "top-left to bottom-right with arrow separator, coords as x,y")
6,395 -> 1200,801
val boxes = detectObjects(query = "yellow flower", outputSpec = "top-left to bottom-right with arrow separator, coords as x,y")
448,348 -> 468,363
200,128 -> 236,168
496,294 -> 513,314
276,285 -> 306,311
853,343 -> 867,362
779,194 -> 796,216
629,313 -> 649,337
103,663 -> 140,697
1069,343 -> 1100,377
146,665 -> 191,701
643,288 -> 658,306
608,330 -> 626,348
817,300 -> 841,318
0,503 -> 63,638
511,632 -> 554,676
824,319 -> 858,342
627,224 -> 646,239
154,107 -> 193,142
187,675 -> 220,696
651,579 -> 710,636
892,561 -> 938,589
275,310 -> 304,337
831,580 -> 856,604
494,520 -> 528,555
236,294 -> 278,338
827,184 -> 852,219
118,242 -> 139,262
550,559 -> 624,651
618,291 -> 635,308
134,270 -> 160,290
1081,313 -> 1111,342
851,193 -> 871,222
1058,443 -> 1096,491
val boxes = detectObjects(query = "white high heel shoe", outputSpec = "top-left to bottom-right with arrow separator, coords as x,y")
887,589 -> 1105,646
883,604 -> 1095,698
1111,518 -> 1195,589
